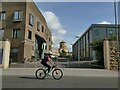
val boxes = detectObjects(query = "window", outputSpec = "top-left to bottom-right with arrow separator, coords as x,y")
109,30 -> 113,34
12,29 -> 20,39
49,37 -> 50,42
28,30 -> 32,40
14,10 -> 22,21
29,14 -> 34,26
45,29 -> 46,34
45,45 -> 47,50
0,11 -> 6,21
37,21 -> 40,31
49,45 -> 51,50
0,28 -> 4,40
42,26 -> 44,32
95,29 -> 99,35
108,29 -> 114,37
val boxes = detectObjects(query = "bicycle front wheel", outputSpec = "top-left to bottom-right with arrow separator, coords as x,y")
35,69 -> 46,79
52,69 -> 63,80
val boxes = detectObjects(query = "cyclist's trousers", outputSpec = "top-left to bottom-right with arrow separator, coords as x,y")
41,61 -> 51,72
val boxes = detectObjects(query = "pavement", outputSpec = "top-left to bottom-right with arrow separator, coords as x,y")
9,60 -> 103,69
1,68 -> 118,77
0,60 -> 118,77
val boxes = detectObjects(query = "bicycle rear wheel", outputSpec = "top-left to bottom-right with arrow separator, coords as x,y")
35,69 -> 46,79
52,69 -> 63,80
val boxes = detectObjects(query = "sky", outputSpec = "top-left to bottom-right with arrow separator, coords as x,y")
33,2 -> 116,51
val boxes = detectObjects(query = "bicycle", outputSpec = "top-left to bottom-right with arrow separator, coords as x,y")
35,63 -> 63,80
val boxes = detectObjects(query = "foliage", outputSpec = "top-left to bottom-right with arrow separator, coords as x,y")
90,40 -> 104,66
90,40 -> 103,51
60,50 -> 67,57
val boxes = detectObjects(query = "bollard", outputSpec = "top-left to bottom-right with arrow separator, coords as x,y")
67,59 -> 70,67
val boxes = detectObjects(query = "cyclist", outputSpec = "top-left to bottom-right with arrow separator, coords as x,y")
41,53 -> 55,73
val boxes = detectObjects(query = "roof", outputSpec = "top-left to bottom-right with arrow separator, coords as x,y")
73,24 -> 120,46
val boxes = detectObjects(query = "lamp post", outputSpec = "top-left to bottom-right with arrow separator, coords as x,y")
76,36 -> 80,67
114,0 -> 119,70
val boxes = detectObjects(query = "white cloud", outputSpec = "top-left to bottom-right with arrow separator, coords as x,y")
67,43 -> 72,52
42,11 -> 67,48
98,21 -> 111,24
58,29 -> 66,34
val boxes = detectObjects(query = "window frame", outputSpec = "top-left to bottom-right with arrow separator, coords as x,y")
49,37 -> 51,42
12,29 -> 20,39
42,26 -> 44,32
0,11 -> 6,21
14,10 -> 22,22
29,14 -> 34,26
28,30 -> 32,40
0,28 -> 4,40
49,45 -> 51,50
37,21 -> 40,31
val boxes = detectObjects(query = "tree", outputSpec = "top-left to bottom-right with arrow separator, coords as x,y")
90,40 -> 104,66
60,50 -> 67,57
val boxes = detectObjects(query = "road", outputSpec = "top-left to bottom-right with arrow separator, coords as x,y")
2,75 -> 118,88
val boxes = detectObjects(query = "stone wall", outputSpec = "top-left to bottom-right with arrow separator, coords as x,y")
109,41 -> 118,70
104,39 -> 119,70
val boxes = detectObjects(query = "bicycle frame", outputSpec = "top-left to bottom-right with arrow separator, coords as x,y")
35,63 -> 63,80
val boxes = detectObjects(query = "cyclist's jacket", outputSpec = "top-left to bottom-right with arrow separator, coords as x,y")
41,55 -> 51,63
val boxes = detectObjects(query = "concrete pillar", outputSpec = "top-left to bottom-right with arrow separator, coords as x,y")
103,39 -> 110,70
3,40 -> 10,69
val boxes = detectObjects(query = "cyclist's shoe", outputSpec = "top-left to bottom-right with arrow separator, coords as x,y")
48,70 -> 50,73
48,68 -> 51,73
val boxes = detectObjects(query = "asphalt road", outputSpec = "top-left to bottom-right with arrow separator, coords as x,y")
2,75 -> 118,88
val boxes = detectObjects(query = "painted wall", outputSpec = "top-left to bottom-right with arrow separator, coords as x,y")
0,41 -> 10,68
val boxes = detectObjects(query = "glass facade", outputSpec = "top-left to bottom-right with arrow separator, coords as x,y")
93,27 -> 106,41
95,29 -> 99,36
107,28 -> 116,38
83,36 -> 86,57
80,38 -> 84,58
86,33 -> 89,57
89,29 -> 93,59
73,24 -> 120,61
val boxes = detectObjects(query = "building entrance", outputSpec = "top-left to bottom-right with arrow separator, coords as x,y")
35,35 -> 46,60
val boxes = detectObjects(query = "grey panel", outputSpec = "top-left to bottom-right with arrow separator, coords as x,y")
0,49 -> 3,64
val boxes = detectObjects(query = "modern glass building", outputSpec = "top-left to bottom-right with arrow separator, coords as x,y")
73,24 -> 120,61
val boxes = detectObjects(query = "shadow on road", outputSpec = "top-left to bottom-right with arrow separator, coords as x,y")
19,76 -> 55,80
19,76 -> 37,80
